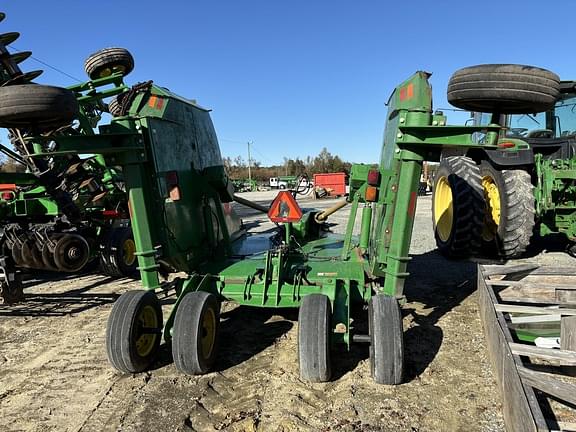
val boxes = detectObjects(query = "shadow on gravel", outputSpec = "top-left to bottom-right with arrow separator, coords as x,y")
215,306 -> 294,371
522,232 -> 572,258
0,273 -> 126,317
0,291 -> 119,317
149,305 -> 295,372
402,249 -> 478,382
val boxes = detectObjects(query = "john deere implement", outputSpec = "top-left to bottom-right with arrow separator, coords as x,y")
0,15 -> 138,303
0,10 -> 539,383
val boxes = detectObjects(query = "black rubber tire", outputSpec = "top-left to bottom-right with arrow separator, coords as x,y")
107,93 -> 126,117
106,290 -> 163,374
298,294 -> 332,382
0,84 -> 78,129
172,291 -> 220,375
53,234 -> 90,272
448,64 -> 560,114
480,163 -> 535,258
84,47 -> 134,80
432,156 -> 484,258
369,294 -> 403,385
99,227 -> 138,278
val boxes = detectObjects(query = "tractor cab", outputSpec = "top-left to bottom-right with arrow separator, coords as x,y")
474,81 -> 576,159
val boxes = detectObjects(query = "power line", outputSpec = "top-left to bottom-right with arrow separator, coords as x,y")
8,44 -> 83,83
220,138 -> 246,144
251,144 -> 276,165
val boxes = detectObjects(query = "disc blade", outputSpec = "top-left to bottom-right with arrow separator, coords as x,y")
0,32 -> 19,46
8,51 -> 32,64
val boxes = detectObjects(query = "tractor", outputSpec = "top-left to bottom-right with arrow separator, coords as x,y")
431,64 -> 576,260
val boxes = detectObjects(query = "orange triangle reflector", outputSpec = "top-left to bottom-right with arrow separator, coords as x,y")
268,191 -> 303,223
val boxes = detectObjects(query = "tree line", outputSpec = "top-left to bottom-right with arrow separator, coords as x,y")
223,147 -> 352,181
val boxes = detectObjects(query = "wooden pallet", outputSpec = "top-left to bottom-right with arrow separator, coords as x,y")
479,264 -> 576,432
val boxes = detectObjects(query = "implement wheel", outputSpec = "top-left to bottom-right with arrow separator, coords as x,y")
107,93 -> 127,117
0,84 -> 78,130
99,227 -> 138,278
172,291 -> 220,375
432,156 -> 484,258
448,64 -> 560,114
84,47 -> 134,80
480,163 -> 535,258
106,290 -> 163,373
298,294 -> 332,382
370,294 -> 403,385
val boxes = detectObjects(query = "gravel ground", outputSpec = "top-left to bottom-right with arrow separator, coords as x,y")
0,190 -> 530,431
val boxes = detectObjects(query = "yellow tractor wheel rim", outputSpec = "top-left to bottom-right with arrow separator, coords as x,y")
135,305 -> 158,357
482,176 -> 501,241
201,308 -> 217,359
434,176 -> 454,242
122,238 -> 137,266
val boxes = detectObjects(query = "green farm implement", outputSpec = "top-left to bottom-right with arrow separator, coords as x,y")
0,11 -> 535,383
0,16 -> 139,304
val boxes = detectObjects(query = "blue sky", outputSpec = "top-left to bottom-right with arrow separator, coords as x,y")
1,1 -> 572,165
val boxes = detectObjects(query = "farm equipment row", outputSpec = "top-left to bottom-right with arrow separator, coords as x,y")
2,8 -> 575,392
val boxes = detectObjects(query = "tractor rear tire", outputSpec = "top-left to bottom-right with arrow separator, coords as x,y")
432,156 -> 484,258
99,227 -> 138,278
369,294 -> 403,385
106,290 -> 163,373
298,294 -> 332,382
448,64 -> 560,114
480,163 -> 535,258
172,291 -> 220,375
0,84 -> 78,130
84,47 -> 134,80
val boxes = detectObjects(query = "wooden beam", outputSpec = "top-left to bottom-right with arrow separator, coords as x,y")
510,314 -> 561,324
482,265 -> 576,277
488,279 -> 576,291
518,367 -> 576,406
495,304 -> 576,315
561,317 -> 576,351
509,342 -> 576,365
478,266 -> 543,431
482,264 -> 539,277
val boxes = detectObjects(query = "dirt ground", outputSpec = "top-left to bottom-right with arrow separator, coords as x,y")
4,189 -> 562,432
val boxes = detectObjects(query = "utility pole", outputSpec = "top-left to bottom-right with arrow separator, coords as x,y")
247,141 -> 252,191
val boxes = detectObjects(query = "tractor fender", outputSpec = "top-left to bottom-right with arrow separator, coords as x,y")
466,147 -> 534,169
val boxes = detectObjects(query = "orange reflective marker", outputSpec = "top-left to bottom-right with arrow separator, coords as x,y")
268,191 -> 303,223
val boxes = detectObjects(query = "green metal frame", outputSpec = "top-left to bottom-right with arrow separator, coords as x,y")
17,70 -> 503,350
